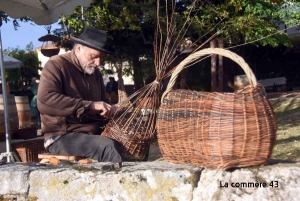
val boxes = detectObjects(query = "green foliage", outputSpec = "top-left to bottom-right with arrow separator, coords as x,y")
0,13 -> 40,91
0,11 -> 32,29
50,0 -> 300,89
53,0 -> 157,89
278,1 -> 300,27
192,0 -> 295,48
3,43 -> 41,91
1,0 -> 300,92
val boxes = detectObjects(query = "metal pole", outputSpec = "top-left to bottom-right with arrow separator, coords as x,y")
81,6 -> 84,21
0,25 -> 15,162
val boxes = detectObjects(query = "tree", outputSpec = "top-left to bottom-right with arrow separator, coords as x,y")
52,0 -> 159,89
4,42 -> 41,91
0,11 -> 32,29
0,13 -> 39,91
52,0 -> 300,90
182,0 -> 300,91
192,0 -> 300,52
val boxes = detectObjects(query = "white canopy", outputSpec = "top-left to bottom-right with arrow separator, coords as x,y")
0,0 -> 93,25
3,54 -> 22,69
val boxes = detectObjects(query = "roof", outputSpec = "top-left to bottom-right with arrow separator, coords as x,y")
3,54 -> 22,69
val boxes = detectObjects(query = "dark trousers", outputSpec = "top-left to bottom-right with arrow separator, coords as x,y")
47,132 -> 123,163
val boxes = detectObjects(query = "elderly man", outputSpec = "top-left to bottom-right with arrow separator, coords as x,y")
37,26 -> 123,164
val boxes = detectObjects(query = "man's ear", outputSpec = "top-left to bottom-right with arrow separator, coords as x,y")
74,44 -> 79,54
75,44 -> 84,54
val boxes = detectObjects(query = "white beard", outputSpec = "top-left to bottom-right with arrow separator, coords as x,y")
84,67 -> 95,75
83,64 -> 97,75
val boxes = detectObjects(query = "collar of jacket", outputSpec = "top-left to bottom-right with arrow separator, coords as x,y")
70,49 -> 84,73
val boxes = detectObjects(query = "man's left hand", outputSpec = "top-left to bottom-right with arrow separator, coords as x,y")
106,104 -> 118,119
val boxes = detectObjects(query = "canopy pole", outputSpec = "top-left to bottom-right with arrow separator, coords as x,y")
0,22 -> 17,163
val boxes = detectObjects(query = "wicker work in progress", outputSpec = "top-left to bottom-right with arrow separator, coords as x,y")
102,61 -> 155,161
103,120 -> 151,160
157,48 -> 277,170
102,88 -> 158,160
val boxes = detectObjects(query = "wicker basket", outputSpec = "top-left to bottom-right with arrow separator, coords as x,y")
157,48 -> 277,170
102,119 -> 151,161
12,139 -> 46,162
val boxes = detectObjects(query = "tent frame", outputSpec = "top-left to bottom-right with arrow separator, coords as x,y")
0,23 -> 19,162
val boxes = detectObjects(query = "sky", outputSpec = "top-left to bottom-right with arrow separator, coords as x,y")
1,19 -> 60,51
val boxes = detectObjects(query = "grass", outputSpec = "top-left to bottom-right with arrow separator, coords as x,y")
269,97 -> 300,161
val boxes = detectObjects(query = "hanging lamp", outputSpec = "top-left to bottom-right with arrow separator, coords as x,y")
38,25 -> 60,57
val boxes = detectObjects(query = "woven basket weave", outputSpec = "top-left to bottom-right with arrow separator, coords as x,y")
157,48 -> 277,170
12,139 -> 45,162
102,120 -> 151,161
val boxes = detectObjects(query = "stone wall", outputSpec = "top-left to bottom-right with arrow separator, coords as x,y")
0,160 -> 299,201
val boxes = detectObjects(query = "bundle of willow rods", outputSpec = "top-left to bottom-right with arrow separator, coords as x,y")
102,0 -> 198,160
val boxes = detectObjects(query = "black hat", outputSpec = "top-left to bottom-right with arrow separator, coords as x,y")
70,26 -> 114,55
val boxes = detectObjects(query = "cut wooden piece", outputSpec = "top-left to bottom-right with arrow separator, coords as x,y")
49,157 -> 60,165
38,153 -> 84,164
78,159 -> 93,164
39,158 -> 49,163
38,153 -> 83,162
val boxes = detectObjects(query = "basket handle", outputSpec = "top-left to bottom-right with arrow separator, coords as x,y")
161,48 -> 257,103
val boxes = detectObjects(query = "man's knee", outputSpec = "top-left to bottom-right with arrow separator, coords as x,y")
100,136 -> 120,150
92,136 -> 122,162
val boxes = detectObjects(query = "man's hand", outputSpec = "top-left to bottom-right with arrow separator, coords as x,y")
88,101 -> 111,117
88,102 -> 118,119
107,105 -> 118,119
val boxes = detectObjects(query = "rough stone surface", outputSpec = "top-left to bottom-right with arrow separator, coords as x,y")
0,160 -> 300,201
28,161 -> 201,201
0,164 -> 31,195
193,162 -> 300,201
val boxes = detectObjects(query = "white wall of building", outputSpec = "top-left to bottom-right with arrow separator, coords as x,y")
101,61 -> 134,85
37,48 -> 69,68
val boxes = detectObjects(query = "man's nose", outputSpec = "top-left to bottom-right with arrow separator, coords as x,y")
94,58 -> 100,66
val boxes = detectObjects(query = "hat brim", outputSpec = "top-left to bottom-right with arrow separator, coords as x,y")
70,36 -> 115,55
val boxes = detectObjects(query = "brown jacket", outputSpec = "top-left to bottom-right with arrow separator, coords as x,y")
37,50 -> 107,141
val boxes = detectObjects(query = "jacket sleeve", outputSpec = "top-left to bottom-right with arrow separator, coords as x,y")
37,59 -> 91,117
